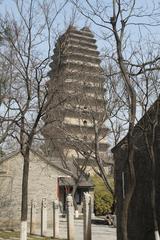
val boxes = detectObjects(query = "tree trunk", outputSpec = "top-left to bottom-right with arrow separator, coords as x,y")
20,151 -> 30,240
71,185 -> 78,211
94,124 -> 114,196
120,130 -> 136,240
111,18 -> 136,238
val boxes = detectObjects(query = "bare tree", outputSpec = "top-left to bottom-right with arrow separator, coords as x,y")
0,0 -> 68,239
70,0 -> 160,239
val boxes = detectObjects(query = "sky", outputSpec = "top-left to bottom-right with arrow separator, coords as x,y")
1,0 -> 160,53
1,0 -> 160,82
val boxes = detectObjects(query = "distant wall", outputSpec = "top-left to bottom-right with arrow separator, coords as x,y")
0,152 -> 66,230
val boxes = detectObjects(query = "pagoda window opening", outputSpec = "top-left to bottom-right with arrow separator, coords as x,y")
83,120 -> 87,126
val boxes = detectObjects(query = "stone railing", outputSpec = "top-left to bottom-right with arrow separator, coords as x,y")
30,193 -> 92,240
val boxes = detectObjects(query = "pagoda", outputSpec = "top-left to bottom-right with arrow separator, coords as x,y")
43,26 -> 110,170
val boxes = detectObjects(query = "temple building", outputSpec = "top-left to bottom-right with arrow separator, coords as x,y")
43,26 -> 111,174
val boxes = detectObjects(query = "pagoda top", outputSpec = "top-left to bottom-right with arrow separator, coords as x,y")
81,26 -> 92,32
65,25 -> 94,38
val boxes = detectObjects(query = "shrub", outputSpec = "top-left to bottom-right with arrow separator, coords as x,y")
92,175 -> 114,216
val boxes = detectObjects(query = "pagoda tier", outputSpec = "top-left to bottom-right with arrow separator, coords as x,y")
43,26 -> 109,165
47,70 -> 105,83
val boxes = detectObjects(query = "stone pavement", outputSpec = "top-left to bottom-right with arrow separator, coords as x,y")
47,218 -> 117,240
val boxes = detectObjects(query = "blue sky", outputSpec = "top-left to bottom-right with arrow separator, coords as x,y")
1,0 -> 160,57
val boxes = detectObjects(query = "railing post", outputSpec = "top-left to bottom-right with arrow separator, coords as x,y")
83,193 -> 92,240
30,200 -> 37,235
41,198 -> 47,236
53,200 -> 59,238
67,194 -> 75,240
